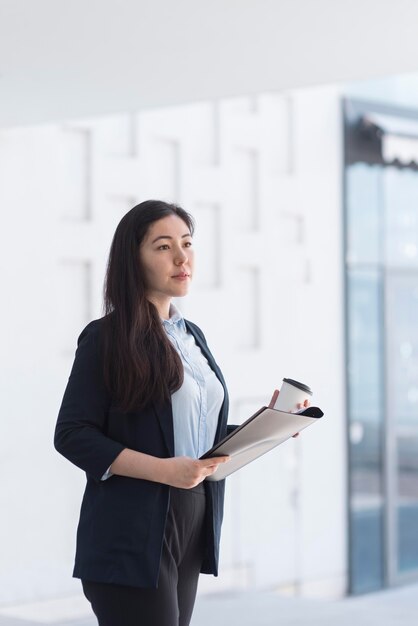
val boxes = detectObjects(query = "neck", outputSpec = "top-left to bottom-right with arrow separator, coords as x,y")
147,296 -> 171,320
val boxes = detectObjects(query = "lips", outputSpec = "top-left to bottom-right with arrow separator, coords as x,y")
172,273 -> 189,278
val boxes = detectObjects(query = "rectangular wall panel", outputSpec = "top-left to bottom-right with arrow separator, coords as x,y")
234,266 -> 260,350
146,139 -> 180,200
232,148 -> 260,232
192,202 -> 221,289
60,128 -> 91,220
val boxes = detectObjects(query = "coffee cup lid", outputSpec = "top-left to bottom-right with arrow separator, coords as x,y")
283,378 -> 313,395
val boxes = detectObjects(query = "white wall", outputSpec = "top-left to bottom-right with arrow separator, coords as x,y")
0,84 -> 346,607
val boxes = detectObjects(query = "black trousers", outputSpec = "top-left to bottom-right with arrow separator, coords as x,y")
82,482 -> 206,626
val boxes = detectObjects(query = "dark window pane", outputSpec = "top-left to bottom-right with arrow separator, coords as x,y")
398,503 -> 418,572
350,507 -> 384,594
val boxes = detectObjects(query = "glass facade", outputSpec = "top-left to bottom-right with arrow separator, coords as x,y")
387,273 -> 418,575
345,102 -> 418,593
346,165 -> 385,593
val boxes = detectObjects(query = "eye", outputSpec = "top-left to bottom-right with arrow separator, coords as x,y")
158,244 -> 170,250
184,241 -> 193,248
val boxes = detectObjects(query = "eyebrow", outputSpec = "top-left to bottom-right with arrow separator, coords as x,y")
151,234 -> 191,244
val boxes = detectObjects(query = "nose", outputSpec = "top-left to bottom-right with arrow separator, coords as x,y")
175,249 -> 188,265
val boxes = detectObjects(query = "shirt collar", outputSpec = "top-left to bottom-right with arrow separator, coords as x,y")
161,302 -> 186,331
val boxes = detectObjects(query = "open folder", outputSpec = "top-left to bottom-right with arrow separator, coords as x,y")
200,405 -> 324,481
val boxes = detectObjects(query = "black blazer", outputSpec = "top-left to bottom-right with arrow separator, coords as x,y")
54,317 -> 230,588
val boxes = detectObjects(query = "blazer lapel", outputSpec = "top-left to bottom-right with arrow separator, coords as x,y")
185,320 -> 229,444
185,321 -> 227,391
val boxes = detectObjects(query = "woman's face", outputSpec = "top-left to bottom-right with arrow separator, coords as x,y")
139,214 -> 194,306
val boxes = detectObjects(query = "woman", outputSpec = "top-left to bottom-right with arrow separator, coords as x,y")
54,200 -> 232,626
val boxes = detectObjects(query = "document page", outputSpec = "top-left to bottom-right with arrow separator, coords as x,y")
201,406 -> 323,481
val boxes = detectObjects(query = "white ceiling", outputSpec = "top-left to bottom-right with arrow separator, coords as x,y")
2,0 -> 418,128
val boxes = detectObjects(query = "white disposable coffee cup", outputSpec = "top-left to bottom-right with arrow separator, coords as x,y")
273,378 -> 313,412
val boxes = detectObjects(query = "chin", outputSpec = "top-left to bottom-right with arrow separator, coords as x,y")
175,286 -> 190,297
176,288 -> 190,296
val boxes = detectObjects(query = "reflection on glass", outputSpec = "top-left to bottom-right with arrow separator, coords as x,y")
348,270 -> 382,421
350,508 -> 384,594
346,164 -> 381,264
346,112 -> 418,594
385,168 -> 418,267
387,274 -> 418,573
348,269 -> 384,593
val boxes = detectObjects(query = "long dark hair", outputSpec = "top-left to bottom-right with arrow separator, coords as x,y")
102,200 -> 195,412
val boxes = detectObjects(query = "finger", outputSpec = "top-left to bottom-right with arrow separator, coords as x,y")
210,456 -> 230,465
304,399 -> 310,407
204,458 -> 231,474
200,456 -> 230,467
201,464 -> 221,479
268,389 -> 279,409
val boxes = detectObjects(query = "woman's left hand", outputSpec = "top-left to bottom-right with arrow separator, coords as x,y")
268,390 -> 310,439
292,398 -> 310,438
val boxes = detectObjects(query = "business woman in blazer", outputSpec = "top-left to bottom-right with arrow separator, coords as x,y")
54,200 -> 232,626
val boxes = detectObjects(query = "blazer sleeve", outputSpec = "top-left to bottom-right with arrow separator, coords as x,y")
54,321 -> 125,481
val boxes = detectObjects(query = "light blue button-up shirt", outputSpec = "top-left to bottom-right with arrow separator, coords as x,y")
101,304 -> 224,479
162,304 -> 224,458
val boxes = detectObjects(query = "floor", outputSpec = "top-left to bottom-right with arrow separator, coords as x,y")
0,582 -> 417,626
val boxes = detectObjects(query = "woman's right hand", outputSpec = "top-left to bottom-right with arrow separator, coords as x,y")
160,455 -> 230,489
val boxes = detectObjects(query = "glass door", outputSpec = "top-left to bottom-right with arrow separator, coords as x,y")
385,274 -> 418,583
384,164 -> 418,584
345,98 -> 418,594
